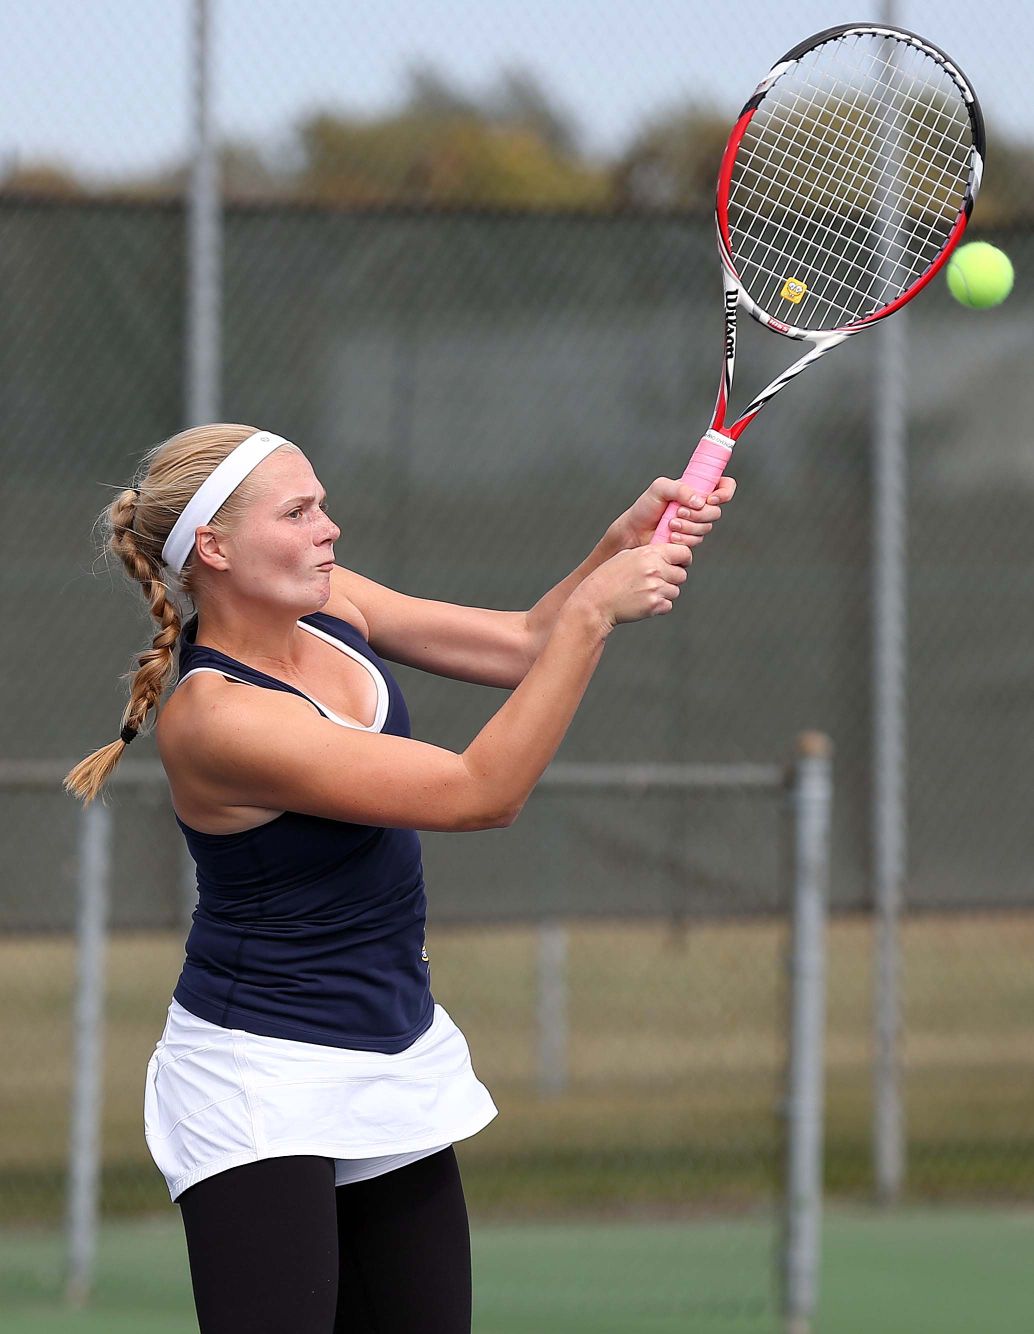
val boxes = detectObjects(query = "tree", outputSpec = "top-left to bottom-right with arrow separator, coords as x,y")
291,64 -> 605,208
975,130 -> 1034,227
486,67 -> 581,159
612,104 -> 731,210
0,158 -> 83,198
403,64 -> 480,122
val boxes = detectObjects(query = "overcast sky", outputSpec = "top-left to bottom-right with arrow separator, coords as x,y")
2,0 -> 1028,183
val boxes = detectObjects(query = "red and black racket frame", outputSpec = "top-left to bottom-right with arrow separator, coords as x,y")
650,23 -> 985,544
711,23 -> 986,442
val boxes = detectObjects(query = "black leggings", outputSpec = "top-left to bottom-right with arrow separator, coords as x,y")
177,1148 -> 471,1333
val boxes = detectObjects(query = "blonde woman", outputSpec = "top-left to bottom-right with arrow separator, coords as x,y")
65,424 -> 733,1334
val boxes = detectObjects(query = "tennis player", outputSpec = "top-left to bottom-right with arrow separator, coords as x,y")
64,424 -> 734,1334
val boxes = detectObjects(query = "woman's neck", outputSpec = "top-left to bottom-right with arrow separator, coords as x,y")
194,600 -> 313,672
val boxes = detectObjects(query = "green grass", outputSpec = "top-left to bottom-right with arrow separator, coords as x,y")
2,1207 -> 1032,1333
2,914 -> 1033,1226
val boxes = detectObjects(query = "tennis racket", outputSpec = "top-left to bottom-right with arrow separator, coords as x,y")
652,23 -> 984,544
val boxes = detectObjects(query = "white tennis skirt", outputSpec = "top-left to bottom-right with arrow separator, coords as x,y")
144,997 -> 499,1202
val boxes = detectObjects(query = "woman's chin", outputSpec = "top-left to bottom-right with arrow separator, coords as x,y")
279,570 -> 332,614
285,589 -> 330,617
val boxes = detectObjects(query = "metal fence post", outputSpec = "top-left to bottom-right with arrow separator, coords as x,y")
537,920 -> 568,1097
782,732 -> 832,1334
181,0 -> 221,933
872,0 -> 908,1212
186,0 -> 220,428
64,799 -> 111,1308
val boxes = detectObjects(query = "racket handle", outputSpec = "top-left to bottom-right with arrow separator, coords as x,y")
650,430 -> 735,545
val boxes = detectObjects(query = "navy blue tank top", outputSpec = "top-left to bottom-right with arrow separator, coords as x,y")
170,610 -> 435,1054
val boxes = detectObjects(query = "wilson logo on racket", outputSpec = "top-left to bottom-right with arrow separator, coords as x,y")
724,289 -> 738,360
780,278 -> 808,304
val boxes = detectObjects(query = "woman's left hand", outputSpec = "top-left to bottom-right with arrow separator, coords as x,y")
605,475 -> 737,552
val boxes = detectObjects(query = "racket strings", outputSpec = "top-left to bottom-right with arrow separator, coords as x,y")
745,39 -> 972,306
742,76 -> 965,262
726,32 -> 975,330
734,120 -> 949,322
734,72 -> 968,324
751,60 -> 968,292
734,44 -> 971,324
735,138 -> 928,295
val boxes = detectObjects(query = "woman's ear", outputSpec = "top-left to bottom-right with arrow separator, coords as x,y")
195,527 -> 231,571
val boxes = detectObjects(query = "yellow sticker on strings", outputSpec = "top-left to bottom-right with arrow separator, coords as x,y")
780,277 -> 807,303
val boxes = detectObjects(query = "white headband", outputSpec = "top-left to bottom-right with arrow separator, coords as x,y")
161,430 -> 292,574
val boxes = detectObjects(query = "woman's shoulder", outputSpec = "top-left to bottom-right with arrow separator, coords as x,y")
157,672 -> 310,832
157,670 -> 238,762
159,665 -> 238,722
155,667 -> 317,832
157,666 -> 308,765
322,569 -> 371,641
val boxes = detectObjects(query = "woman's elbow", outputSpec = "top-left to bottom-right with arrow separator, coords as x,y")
465,797 -> 522,830
478,803 -> 521,830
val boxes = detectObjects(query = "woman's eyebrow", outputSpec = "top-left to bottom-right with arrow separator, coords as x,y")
281,489 -> 328,507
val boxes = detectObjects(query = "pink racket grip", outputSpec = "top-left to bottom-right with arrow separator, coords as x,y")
650,430 -> 735,545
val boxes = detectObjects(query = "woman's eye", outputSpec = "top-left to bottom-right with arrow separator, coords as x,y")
287,501 -> 329,519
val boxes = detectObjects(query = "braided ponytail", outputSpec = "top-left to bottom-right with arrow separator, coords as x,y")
63,423 -> 298,805
63,481 -> 186,803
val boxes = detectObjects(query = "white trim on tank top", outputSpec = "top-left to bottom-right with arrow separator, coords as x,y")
176,619 -> 390,732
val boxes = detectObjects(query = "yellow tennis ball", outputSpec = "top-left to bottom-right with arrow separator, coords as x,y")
946,241 -> 1014,309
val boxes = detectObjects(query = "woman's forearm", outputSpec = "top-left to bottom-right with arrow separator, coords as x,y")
524,529 -> 621,665
464,597 -> 610,823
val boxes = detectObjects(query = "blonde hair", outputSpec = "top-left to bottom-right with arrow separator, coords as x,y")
63,423 -> 302,805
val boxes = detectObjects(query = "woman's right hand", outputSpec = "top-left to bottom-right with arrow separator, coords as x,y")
570,542 -> 692,631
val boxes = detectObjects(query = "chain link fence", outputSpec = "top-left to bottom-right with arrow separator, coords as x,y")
3,752 -> 830,1331
2,0 -> 1032,1323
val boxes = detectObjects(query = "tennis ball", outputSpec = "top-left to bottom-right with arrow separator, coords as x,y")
946,241 -> 1014,309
